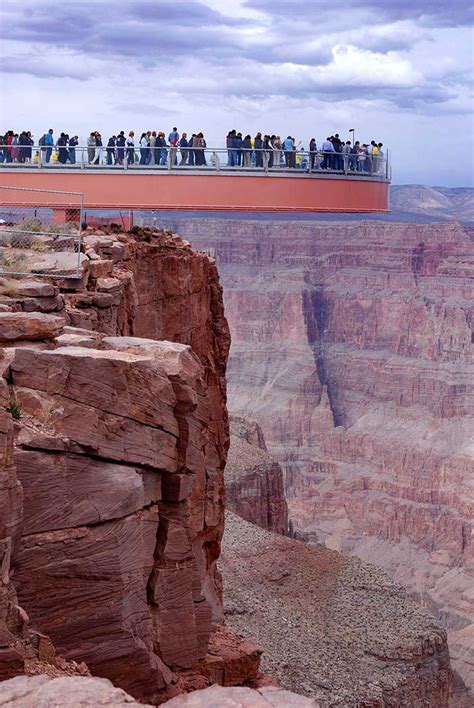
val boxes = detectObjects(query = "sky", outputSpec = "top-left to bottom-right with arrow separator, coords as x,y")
0,0 -> 473,186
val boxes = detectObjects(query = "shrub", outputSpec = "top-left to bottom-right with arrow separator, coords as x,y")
6,400 -> 22,420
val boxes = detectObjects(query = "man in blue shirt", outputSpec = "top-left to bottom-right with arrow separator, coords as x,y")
41,129 -> 54,163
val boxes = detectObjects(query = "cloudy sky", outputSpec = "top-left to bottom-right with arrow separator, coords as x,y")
0,0 -> 473,186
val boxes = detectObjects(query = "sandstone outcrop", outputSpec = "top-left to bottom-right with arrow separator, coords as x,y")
0,675 -> 152,706
0,230 -> 262,703
221,511 -> 452,707
163,684 -> 318,706
173,217 -> 473,695
226,417 -> 288,534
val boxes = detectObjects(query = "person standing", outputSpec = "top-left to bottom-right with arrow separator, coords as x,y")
226,131 -> 233,166
116,131 -> 125,164
309,137 -> 317,170
370,140 -> 379,173
126,131 -> 135,164
359,144 -> 369,172
283,135 -> 293,168
194,132 -> 206,165
149,131 -> 157,165
41,128 -> 54,163
11,134 -> 19,162
86,132 -> 95,163
139,132 -> 148,165
107,135 -> 116,165
67,135 -> 78,164
273,135 -> 282,168
57,132 -> 69,164
332,133 -> 343,170
235,132 -> 243,167
93,132 -> 103,165
254,132 -> 263,168
188,134 -> 196,166
343,140 -> 351,171
25,131 -> 34,163
168,127 -> 179,166
376,143 -> 384,175
321,137 -> 335,169
179,132 -> 188,165
157,132 -> 168,165
242,134 -> 252,167
263,135 -> 273,169
349,141 -> 360,171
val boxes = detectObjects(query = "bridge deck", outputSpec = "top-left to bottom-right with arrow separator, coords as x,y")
0,168 -> 390,213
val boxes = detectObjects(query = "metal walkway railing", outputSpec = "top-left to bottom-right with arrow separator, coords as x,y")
0,145 -> 391,180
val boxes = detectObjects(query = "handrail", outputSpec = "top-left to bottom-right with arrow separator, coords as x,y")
0,145 -> 390,179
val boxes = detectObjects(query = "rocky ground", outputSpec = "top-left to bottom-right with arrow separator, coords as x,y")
221,512 -> 452,707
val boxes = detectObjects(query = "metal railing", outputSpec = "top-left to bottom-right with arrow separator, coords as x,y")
0,186 -> 83,278
0,145 -> 391,179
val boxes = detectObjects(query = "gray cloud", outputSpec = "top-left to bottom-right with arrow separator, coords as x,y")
0,55 -> 88,80
246,0 -> 474,28
0,0 -> 470,115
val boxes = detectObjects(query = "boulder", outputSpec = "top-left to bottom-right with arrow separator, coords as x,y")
0,313 -> 64,342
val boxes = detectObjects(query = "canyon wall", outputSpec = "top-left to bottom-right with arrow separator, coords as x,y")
0,229 -> 261,703
171,217 -> 474,694
225,417 -> 288,534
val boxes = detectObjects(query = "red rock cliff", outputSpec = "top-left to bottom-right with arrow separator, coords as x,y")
0,230 -> 261,703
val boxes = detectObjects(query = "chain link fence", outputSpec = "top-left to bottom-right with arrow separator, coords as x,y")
0,186 -> 83,278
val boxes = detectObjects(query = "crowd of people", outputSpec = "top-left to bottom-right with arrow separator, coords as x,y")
0,127 -> 386,174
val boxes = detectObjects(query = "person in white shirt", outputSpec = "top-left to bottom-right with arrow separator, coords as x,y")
87,132 -> 95,164
321,138 -> 335,169
149,131 -> 157,165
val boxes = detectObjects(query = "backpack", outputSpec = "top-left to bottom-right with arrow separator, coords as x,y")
39,135 -> 45,146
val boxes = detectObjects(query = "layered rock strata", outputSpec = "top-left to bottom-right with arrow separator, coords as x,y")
221,511 -> 452,707
0,229 -> 261,703
173,218 -> 474,694
226,417 -> 288,534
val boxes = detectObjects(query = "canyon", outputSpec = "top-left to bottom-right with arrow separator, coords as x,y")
165,216 -> 474,697
0,222 -> 467,705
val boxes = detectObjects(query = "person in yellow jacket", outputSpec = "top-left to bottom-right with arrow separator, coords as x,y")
370,140 -> 379,173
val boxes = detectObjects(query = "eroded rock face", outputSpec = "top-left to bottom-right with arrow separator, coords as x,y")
175,218 -> 474,695
226,417 -> 288,534
10,339 -> 217,701
221,511 -> 452,707
0,406 -> 24,679
0,230 -> 254,703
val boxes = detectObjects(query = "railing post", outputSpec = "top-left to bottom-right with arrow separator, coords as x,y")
38,147 -> 42,169
80,147 -> 84,170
